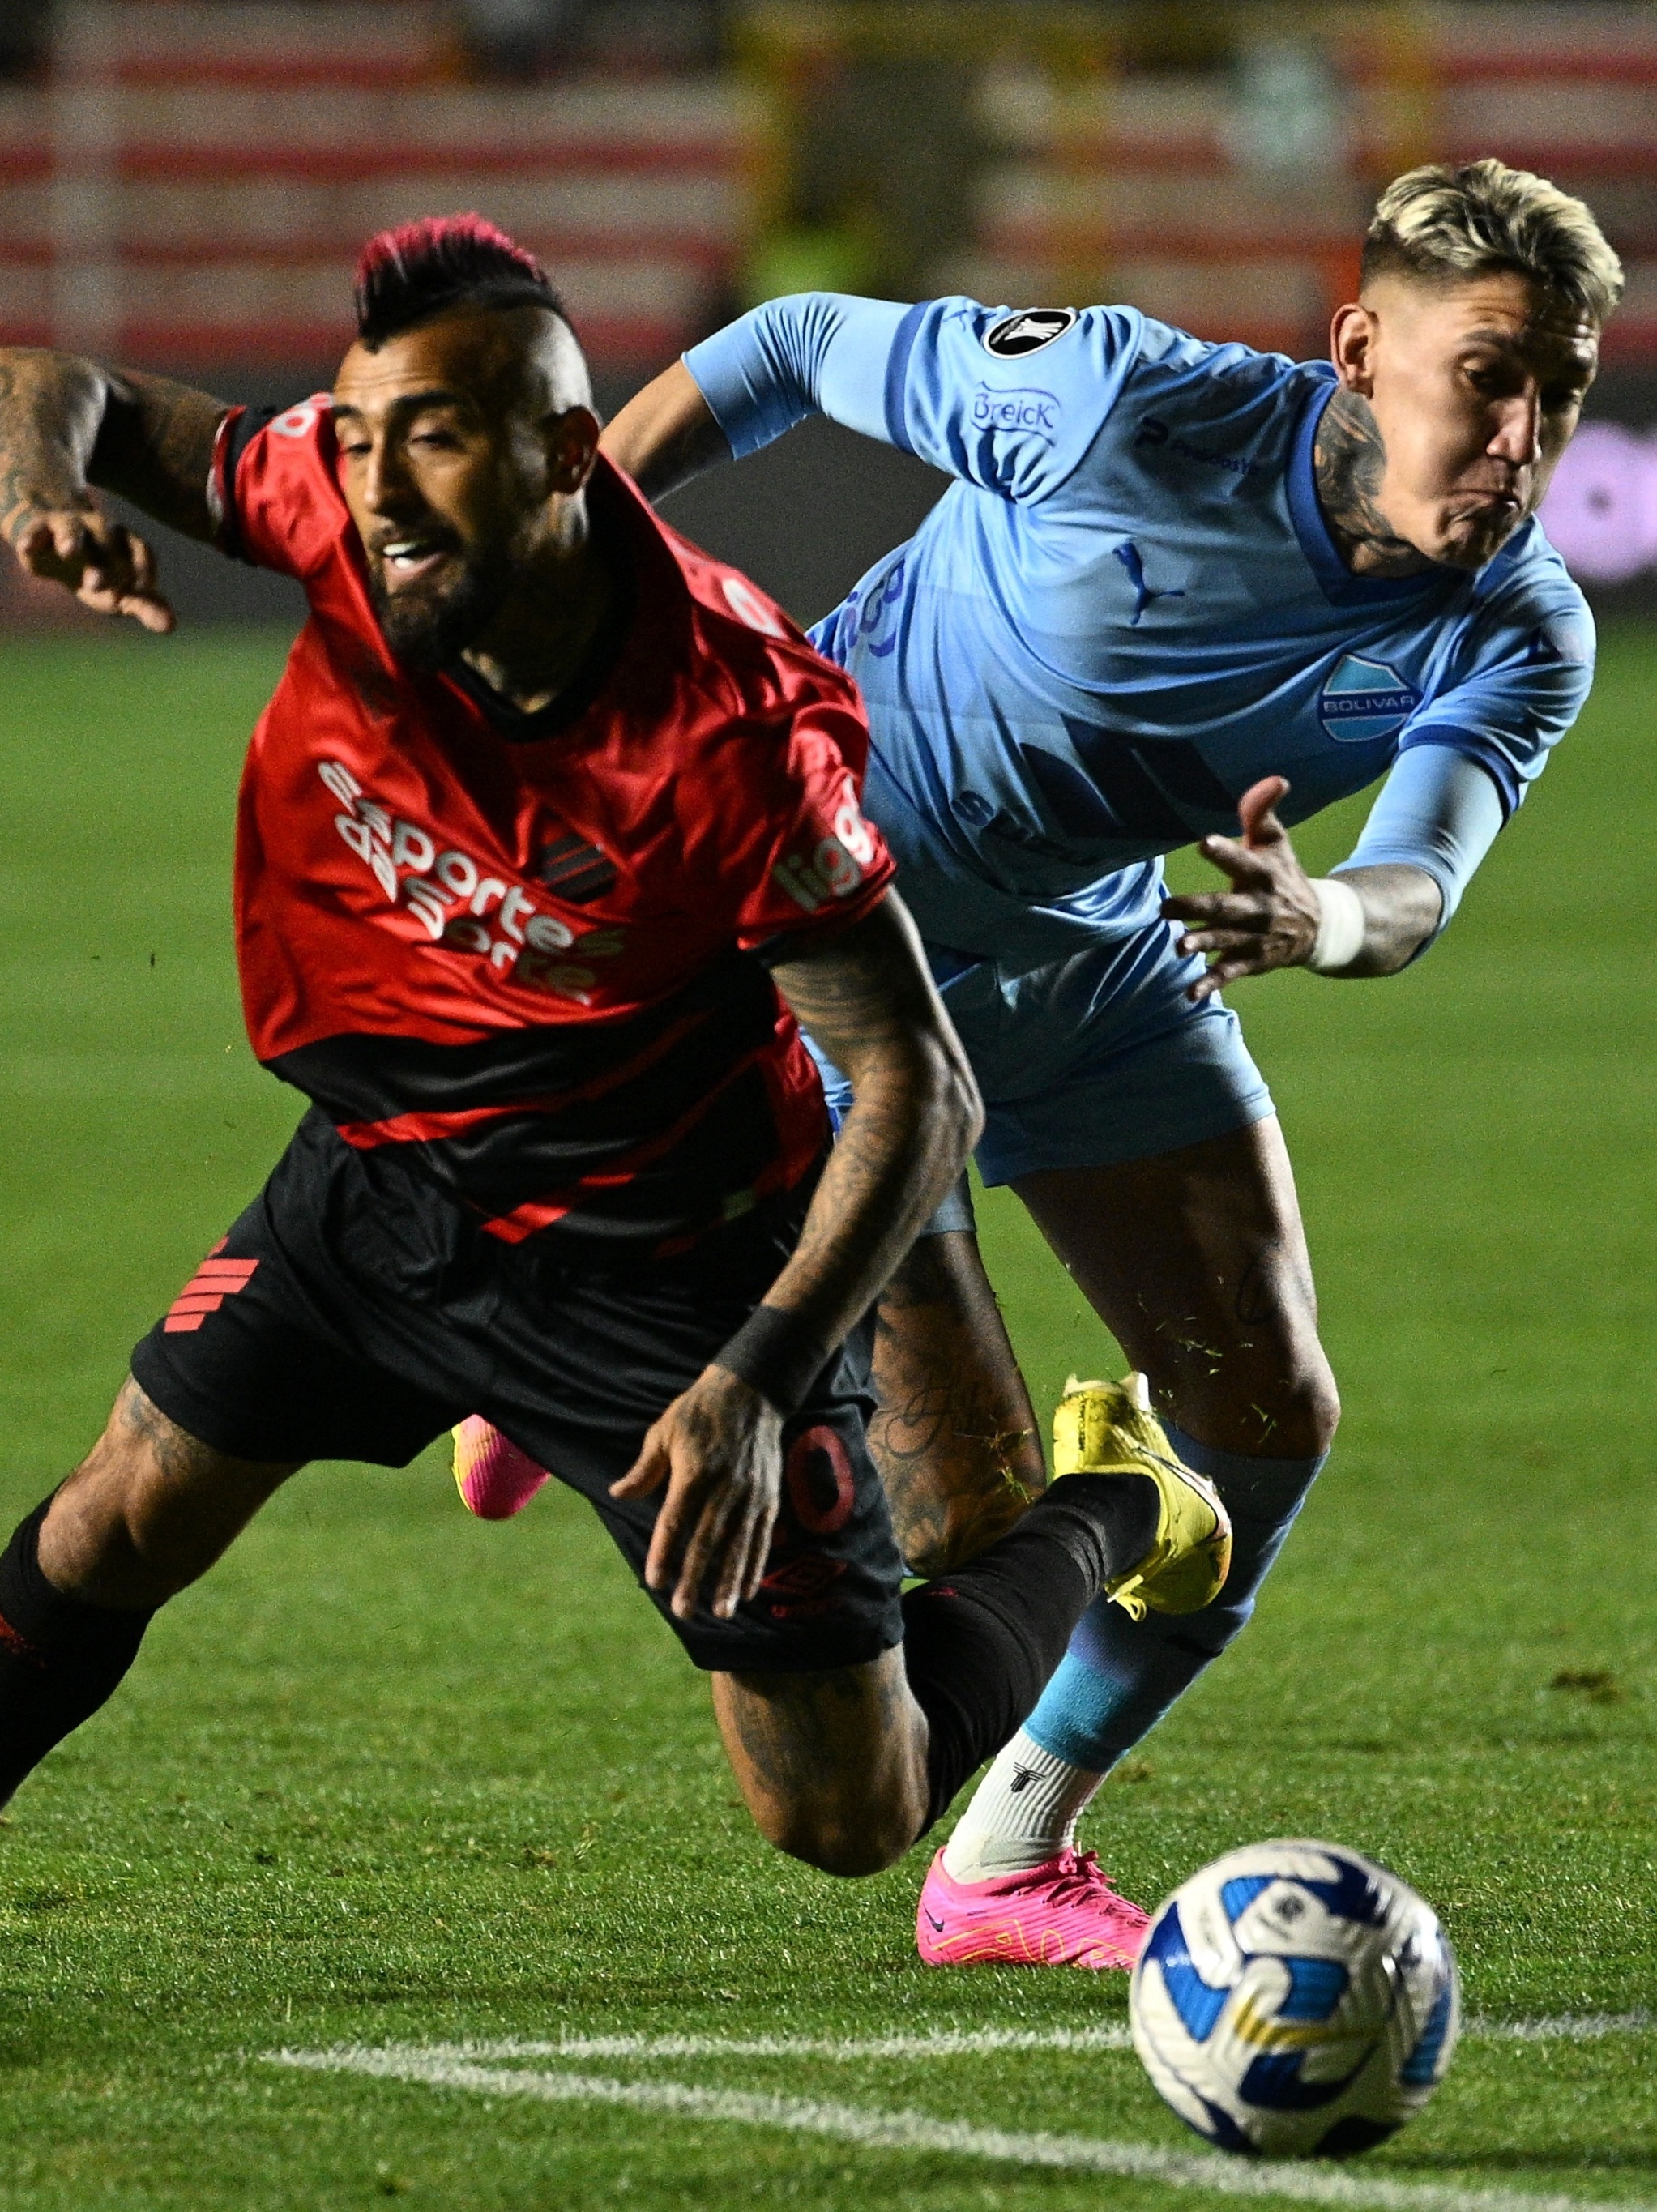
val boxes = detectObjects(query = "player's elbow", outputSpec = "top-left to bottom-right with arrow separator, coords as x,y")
903,1028 -> 983,1204
925,1025 -> 984,1169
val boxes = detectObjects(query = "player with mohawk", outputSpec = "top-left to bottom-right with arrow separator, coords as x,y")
0,216 -> 1231,1872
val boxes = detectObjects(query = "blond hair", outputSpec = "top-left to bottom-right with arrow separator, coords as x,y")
1362,158 -> 1623,327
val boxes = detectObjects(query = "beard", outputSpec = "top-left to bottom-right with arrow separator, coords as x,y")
367,539 -> 515,673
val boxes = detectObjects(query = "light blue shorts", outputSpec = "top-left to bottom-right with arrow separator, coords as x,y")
809,917 -> 1275,1236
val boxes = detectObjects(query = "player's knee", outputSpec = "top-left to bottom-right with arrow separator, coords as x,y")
1172,1337 -> 1339,1460
1242,1362 -> 1339,1459
754,1791 -> 922,1878
1280,1350 -> 1340,1458
897,1480 -> 1036,1582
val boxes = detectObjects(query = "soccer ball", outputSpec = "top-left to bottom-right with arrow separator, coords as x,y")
1129,1839 -> 1459,2158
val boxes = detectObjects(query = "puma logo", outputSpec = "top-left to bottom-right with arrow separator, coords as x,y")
1112,539 -> 1185,626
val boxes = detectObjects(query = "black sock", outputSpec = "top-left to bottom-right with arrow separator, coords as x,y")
0,1498 -> 153,1808
900,1474 -> 1158,1832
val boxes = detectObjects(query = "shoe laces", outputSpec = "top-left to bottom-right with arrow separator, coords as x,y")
1048,1849 -> 1110,1902
1044,1847 -> 1138,1913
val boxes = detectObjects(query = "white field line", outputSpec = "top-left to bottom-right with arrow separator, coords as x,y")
1472,2013 -> 1651,2043
267,2046 -> 1655,2212
307,2010 -> 1651,2067
429,2025 -> 1135,2060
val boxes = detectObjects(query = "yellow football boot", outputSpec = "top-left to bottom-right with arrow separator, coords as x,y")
1051,1373 -> 1232,1621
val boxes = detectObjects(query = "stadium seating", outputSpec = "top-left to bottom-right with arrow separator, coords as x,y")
0,0 -> 756,376
925,5 -> 1656,364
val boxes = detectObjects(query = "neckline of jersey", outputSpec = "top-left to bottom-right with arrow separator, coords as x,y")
1288,370 -> 1450,609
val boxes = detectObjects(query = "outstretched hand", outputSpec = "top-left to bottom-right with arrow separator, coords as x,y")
8,505 -> 176,633
1162,776 -> 1322,1002
609,1364 -> 784,1621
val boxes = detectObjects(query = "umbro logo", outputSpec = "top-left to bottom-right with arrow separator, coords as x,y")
983,308 -> 1077,359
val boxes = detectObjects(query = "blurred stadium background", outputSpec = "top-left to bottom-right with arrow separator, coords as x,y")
0,0 -> 1653,627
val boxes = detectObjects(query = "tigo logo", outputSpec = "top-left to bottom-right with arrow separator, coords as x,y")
1317,654 -> 1420,742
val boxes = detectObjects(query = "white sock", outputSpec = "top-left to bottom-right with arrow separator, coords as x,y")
941,1727 -> 1105,1881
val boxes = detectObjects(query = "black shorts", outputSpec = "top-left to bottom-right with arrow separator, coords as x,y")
130,1108 -> 905,1673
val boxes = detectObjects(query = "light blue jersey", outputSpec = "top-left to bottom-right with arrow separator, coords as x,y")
686,294 -> 1593,976
693,293 -> 1594,1794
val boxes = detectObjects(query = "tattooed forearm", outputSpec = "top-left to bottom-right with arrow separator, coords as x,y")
1313,386 -> 1431,578
0,350 -> 108,546
0,348 -> 228,550
90,369 -> 230,543
765,892 -> 981,1357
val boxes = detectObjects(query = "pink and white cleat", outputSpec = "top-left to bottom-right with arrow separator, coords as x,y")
916,1847 -> 1151,1970
451,1417 -> 552,1521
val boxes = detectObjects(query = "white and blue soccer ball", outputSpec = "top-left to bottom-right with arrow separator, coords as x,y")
1129,1839 -> 1459,2159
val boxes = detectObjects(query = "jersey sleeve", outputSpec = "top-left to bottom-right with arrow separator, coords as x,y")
685,293 -> 1147,505
218,397 -> 348,581
1331,745 -> 1508,943
1392,599 -> 1595,821
678,694 -> 896,959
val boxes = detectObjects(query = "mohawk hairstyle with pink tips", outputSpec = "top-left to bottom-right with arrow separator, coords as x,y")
353,214 -> 563,348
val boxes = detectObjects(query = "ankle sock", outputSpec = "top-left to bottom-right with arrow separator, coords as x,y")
899,1471 -> 1158,1832
0,1497 -> 154,1808
940,1725 -> 1104,1880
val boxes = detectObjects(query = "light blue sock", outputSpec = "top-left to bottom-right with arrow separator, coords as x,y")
1024,1426 -> 1327,1772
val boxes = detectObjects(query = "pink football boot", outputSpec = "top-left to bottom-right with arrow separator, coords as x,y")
451,1418 -> 552,1520
916,1847 -> 1151,1970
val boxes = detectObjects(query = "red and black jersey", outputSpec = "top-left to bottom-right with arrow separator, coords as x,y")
217,397 -> 895,1253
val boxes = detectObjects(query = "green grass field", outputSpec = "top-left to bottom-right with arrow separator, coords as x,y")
0,625 -> 1652,2210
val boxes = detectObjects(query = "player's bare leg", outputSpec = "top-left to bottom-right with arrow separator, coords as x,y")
869,1232 -> 1046,1575
40,1378 -> 303,1608
711,1406 -> 1228,1879
713,1650 -> 929,1876
1014,1117 -> 1338,1459
869,1114 -> 1331,1583
0,1380 -> 301,1805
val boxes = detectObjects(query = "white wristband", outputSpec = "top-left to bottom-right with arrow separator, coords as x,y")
1306,876 -> 1367,974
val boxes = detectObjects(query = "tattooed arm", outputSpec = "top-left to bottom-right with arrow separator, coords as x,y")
0,348 -> 229,630
758,891 -> 983,1349
611,890 -> 981,1620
